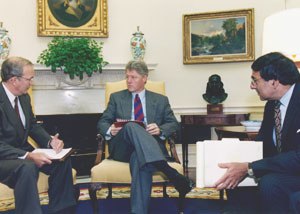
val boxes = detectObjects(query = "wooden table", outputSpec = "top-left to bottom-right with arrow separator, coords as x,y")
215,126 -> 259,141
180,113 -> 250,171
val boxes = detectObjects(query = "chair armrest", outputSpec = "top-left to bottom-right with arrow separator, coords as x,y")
167,132 -> 181,164
94,134 -> 105,165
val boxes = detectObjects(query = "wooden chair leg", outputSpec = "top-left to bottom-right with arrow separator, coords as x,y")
163,182 -> 169,198
89,182 -> 102,214
107,183 -> 113,199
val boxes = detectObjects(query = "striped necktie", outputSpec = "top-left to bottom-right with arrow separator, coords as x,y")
274,100 -> 282,152
134,94 -> 144,122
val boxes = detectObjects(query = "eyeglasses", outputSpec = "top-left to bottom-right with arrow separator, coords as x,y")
251,77 -> 262,86
17,76 -> 34,82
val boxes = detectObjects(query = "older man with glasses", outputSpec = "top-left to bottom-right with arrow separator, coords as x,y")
0,56 -> 76,214
215,52 -> 300,214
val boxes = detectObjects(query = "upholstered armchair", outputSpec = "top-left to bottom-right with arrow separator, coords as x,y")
89,80 -> 184,213
0,85 -> 78,204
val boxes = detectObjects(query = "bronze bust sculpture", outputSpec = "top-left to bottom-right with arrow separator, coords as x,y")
202,74 -> 228,105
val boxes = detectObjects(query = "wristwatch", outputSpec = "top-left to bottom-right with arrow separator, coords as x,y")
247,163 -> 255,178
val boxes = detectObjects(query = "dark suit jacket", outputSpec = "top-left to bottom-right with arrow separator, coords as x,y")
97,89 -> 179,158
252,82 -> 300,177
0,83 -> 51,160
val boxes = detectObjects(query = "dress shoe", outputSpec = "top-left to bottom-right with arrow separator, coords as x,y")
173,174 -> 195,197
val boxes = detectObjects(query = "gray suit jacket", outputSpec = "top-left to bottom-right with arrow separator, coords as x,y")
97,89 -> 179,158
0,83 -> 51,160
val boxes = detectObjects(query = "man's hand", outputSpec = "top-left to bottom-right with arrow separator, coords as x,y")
214,162 -> 249,190
50,133 -> 64,153
146,123 -> 160,136
110,124 -> 122,136
26,152 -> 52,168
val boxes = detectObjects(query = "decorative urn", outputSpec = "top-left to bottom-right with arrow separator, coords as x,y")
130,26 -> 146,60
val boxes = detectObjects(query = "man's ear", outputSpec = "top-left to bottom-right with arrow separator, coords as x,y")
272,79 -> 280,88
8,76 -> 16,83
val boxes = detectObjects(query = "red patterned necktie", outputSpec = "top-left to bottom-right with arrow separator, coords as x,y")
134,94 -> 144,122
274,100 -> 282,152
14,97 -> 21,119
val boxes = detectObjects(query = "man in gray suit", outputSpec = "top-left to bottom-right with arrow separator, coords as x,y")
97,60 -> 193,214
0,57 -> 76,214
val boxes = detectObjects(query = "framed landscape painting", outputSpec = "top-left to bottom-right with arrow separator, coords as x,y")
183,9 -> 254,64
37,0 -> 108,37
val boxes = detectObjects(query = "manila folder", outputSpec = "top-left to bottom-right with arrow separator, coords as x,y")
196,139 -> 262,188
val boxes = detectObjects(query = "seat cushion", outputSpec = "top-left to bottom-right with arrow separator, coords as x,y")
90,159 -> 183,183
0,169 -> 77,200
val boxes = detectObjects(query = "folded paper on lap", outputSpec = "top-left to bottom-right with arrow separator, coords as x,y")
196,139 -> 263,188
33,148 -> 74,161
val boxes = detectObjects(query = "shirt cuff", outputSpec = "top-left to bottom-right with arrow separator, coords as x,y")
105,127 -> 112,140
18,152 -> 29,159
159,129 -> 166,140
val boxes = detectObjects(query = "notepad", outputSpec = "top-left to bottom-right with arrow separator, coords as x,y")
33,148 -> 74,161
196,139 -> 263,188
114,120 -> 146,128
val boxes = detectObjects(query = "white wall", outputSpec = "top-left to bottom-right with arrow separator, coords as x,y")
1,0 -> 299,114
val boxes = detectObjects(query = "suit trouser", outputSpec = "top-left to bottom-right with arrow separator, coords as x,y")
226,173 -> 300,214
259,173 -> 300,214
0,158 -> 76,214
290,191 -> 300,214
109,123 -> 166,214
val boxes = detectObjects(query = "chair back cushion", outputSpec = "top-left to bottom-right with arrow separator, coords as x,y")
105,80 -> 165,107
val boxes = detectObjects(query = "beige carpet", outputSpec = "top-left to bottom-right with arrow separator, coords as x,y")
0,185 -> 224,211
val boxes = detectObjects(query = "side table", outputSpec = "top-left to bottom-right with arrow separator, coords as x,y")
180,113 -> 250,171
215,126 -> 259,141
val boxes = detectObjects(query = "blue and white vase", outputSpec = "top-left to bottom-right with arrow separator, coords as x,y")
0,22 -> 11,65
130,26 -> 146,60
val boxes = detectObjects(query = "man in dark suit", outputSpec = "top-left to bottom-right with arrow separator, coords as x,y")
97,60 -> 193,214
0,57 -> 76,214
214,52 -> 300,213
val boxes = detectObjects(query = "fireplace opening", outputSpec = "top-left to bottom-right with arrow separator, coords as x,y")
36,113 -> 102,176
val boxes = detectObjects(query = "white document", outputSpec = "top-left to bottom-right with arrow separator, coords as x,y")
196,139 -> 262,188
33,148 -> 73,160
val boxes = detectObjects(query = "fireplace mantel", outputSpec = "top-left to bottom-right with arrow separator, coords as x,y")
32,63 -> 157,115
33,63 -> 158,90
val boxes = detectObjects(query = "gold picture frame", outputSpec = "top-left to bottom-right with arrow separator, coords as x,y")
37,0 -> 108,37
183,8 -> 254,64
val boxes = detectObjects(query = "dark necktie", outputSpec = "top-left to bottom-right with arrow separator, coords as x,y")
14,97 -> 24,128
134,94 -> 144,122
274,100 -> 282,152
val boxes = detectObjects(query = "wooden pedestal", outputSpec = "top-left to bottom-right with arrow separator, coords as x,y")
207,104 -> 223,114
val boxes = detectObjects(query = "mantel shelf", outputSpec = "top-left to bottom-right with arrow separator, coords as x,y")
34,63 -> 158,72
33,63 -> 158,90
